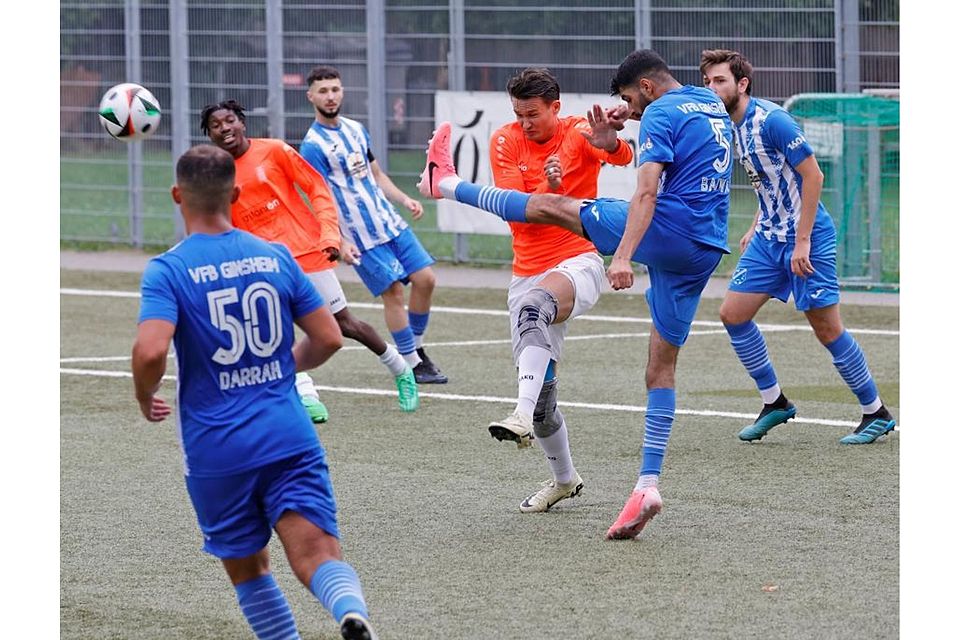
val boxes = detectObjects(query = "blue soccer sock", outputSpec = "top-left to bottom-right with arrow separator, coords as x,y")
454,181 -> 530,222
408,311 -> 430,349
826,330 -> 881,411
234,573 -> 300,640
309,560 -> 369,625
390,327 -> 417,356
725,321 -> 780,401
640,388 -> 676,477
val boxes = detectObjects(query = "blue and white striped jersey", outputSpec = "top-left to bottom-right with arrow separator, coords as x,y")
300,117 -> 408,251
733,97 -> 829,242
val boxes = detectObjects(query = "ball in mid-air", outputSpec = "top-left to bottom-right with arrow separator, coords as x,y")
98,83 -> 161,141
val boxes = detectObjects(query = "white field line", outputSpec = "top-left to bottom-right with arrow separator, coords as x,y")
60,287 -> 899,337
59,366 -> 860,428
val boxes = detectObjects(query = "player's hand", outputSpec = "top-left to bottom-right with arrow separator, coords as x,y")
606,256 -> 635,291
604,104 -> 631,131
138,395 -> 171,422
340,240 -> 362,266
544,155 -> 563,190
790,239 -> 815,277
582,104 -> 619,152
739,230 -> 754,253
321,245 -> 341,263
403,196 -> 424,220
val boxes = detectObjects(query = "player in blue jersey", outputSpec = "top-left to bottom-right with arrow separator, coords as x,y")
300,64 -> 447,385
131,145 -> 379,640
418,50 -> 733,540
700,49 -> 896,445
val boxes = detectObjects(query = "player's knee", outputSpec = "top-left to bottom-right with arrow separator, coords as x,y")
532,379 -> 564,438
811,319 -> 843,345
512,288 -> 559,362
719,299 -> 749,326
411,267 -> 436,293
335,311 -> 364,341
380,282 -> 405,307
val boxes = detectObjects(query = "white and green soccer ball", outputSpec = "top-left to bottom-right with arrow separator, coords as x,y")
98,83 -> 161,141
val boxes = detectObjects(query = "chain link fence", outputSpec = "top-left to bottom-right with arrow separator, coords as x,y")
60,0 -> 899,286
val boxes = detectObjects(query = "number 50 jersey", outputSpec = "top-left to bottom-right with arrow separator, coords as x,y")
138,229 -> 326,477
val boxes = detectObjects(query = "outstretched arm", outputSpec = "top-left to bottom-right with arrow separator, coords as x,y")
606,162 -> 664,290
131,319 -> 175,422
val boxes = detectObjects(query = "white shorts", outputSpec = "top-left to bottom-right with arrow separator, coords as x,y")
306,269 -> 348,314
507,252 -> 604,364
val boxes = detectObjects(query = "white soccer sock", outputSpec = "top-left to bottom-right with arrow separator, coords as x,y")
760,383 -> 782,405
378,344 -> 409,377
862,397 -> 883,414
634,474 -> 659,491
295,372 -> 319,399
515,346 -> 551,419
414,333 -> 424,349
538,418 -> 575,485
402,350 -> 422,368
438,175 -> 462,199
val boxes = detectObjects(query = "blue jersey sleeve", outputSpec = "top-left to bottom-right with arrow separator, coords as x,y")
637,105 -> 675,165
299,136 -> 332,178
138,258 -> 178,325
272,243 -> 325,318
764,109 -> 814,168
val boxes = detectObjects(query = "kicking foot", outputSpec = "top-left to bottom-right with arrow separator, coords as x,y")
394,368 -> 419,412
417,122 -> 456,199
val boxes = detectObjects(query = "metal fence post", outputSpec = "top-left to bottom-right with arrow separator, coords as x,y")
635,0 -> 652,50
366,0 -> 388,169
836,0 -> 860,92
124,0 -> 143,248
169,0 -> 190,242
449,0 -> 468,262
266,0 -> 285,141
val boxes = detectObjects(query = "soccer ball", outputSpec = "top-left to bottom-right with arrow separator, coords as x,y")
98,83 -> 161,141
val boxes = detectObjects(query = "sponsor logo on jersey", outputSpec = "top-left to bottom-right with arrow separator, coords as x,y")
787,135 -> 806,151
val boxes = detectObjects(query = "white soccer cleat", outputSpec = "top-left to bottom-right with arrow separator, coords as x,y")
519,472 -> 584,513
417,122 -> 456,199
488,411 -> 535,449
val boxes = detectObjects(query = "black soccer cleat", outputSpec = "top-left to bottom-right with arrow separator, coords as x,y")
340,613 -> 379,640
413,347 -> 448,384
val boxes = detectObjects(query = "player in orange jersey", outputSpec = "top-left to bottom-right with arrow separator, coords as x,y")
483,68 -> 633,513
201,100 -> 419,419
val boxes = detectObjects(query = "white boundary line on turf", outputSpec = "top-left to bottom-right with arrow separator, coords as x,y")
60,287 -> 899,337
59,366 -> 860,428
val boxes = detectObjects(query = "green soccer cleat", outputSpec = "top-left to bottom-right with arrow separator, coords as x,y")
738,398 -> 796,442
840,407 -> 896,444
301,395 -> 329,424
395,368 -> 419,412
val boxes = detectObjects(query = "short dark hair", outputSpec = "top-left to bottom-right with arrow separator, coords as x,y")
307,65 -> 341,85
699,49 -> 754,95
609,49 -> 671,96
199,99 -> 245,135
507,67 -> 560,103
176,145 -> 235,211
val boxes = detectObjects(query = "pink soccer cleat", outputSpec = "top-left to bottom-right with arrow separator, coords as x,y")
605,486 -> 663,540
417,122 -> 456,199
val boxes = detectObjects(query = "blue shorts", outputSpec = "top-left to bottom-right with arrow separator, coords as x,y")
354,227 -> 436,297
581,198 -> 724,347
729,215 -> 839,311
185,448 -> 339,559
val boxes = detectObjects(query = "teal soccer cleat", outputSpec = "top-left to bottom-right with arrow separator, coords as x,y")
738,396 -> 796,442
840,407 -> 896,444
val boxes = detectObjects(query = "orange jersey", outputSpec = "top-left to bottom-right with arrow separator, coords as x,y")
490,116 -> 633,276
231,138 -> 340,273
